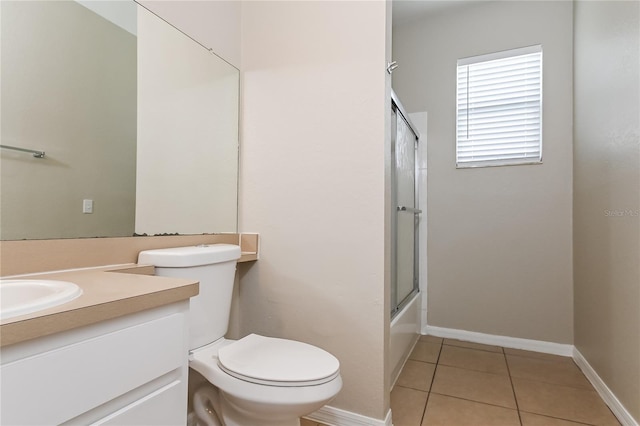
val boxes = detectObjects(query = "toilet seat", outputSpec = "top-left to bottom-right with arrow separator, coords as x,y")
217,334 -> 340,387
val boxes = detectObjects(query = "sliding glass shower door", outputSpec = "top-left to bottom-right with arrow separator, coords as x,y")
391,93 -> 420,318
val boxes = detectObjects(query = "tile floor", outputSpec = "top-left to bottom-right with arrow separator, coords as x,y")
302,336 -> 620,426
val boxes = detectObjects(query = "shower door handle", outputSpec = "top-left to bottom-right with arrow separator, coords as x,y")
397,206 -> 422,214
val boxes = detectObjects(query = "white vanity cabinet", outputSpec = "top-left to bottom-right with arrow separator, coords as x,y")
0,301 -> 189,426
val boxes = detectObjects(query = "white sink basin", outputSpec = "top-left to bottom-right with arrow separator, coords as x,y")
0,280 -> 83,320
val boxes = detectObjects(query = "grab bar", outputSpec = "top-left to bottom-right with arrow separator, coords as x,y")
0,144 -> 45,158
397,206 -> 422,214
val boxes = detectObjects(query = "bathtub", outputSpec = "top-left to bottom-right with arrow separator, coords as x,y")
389,292 -> 421,386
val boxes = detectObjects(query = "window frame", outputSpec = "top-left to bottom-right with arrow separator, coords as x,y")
456,45 -> 543,169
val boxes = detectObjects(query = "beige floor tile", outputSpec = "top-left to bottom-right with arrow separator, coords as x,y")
431,365 -> 517,409
520,412 -> 592,425
443,338 -> 503,353
396,360 -> 436,391
391,386 -> 428,426
421,393 -> 520,426
513,378 -> 620,426
419,335 -> 443,344
507,355 -> 593,389
504,348 -> 574,363
409,341 -> 441,363
439,345 -> 509,375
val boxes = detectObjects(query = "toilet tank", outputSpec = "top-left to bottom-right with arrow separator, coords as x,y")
138,244 -> 242,351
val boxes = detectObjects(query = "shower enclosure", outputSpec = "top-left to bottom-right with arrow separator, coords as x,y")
390,91 -> 420,318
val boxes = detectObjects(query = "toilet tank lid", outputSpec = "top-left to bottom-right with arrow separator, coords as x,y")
138,244 -> 241,267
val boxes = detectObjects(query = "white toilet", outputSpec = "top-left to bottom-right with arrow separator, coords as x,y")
138,244 -> 342,426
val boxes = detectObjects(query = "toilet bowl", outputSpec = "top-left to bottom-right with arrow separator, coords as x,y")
138,245 -> 342,426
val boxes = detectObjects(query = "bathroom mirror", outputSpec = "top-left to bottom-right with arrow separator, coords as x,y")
0,0 -> 239,240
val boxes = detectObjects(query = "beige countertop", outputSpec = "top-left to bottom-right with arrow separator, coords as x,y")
0,265 -> 198,347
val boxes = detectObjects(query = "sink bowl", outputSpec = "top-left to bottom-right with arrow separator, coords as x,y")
0,280 -> 83,320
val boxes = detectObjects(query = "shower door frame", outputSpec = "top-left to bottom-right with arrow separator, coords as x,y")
390,90 -> 421,319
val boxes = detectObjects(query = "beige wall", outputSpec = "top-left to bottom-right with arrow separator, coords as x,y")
573,1 -> 640,422
138,0 -> 241,68
238,1 -> 390,419
392,1 -> 574,344
1,1 -> 136,240
136,7 -> 239,235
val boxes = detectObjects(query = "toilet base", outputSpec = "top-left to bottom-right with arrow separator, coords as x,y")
218,391 -> 302,426
192,377 -> 305,426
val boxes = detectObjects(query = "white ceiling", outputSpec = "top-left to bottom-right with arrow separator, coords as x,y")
393,0 -> 482,26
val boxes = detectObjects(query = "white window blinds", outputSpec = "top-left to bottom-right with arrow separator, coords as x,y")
456,45 -> 542,168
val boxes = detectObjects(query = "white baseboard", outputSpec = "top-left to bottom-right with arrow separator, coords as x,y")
305,406 -> 392,426
423,325 -> 574,357
573,348 -> 638,426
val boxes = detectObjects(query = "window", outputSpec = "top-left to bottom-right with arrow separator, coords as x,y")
456,45 -> 542,168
